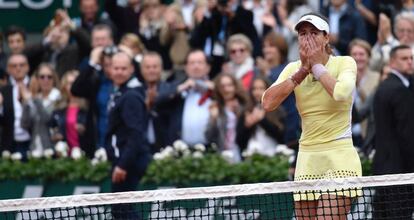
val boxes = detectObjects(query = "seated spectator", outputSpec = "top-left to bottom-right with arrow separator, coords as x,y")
222,34 -> 255,90
206,73 -> 249,163
236,75 -> 285,157
50,70 -> 88,155
21,63 -> 61,152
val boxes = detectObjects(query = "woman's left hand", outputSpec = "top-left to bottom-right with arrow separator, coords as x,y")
306,35 -> 325,66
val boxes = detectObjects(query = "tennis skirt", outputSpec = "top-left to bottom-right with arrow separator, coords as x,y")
293,138 -> 362,201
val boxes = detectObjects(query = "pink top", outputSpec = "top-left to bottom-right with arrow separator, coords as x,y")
66,105 -> 80,149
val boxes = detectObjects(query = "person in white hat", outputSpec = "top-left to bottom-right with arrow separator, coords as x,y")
262,12 -> 362,219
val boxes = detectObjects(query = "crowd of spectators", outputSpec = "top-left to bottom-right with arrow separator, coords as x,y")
0,0 -> 413,172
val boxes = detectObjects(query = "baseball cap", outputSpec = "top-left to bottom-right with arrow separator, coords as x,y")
294,14 -> 330,34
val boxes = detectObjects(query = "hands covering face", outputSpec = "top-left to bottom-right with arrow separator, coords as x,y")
299,34 -> 326,70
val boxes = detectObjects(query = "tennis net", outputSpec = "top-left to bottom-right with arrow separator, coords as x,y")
0,173 -> 413,219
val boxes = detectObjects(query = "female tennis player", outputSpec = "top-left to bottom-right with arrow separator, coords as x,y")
262,12 -> 362,219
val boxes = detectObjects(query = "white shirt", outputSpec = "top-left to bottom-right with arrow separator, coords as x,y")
10,76 -> 31,142
181,0 -> 195,28
329,4 -> 347,35
182,90 -> 211,145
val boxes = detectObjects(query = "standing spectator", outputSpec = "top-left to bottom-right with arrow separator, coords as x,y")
370,12 -> 414,72
105,52 -> 151,219
119,33 -> 147,81
156,50 -> 214,146
349,39 -> 380,148
236,75 -> 285,157
206,73 -> 249,163
222,34 -> 255,90
72,0 -> 115,35
140,52 -> 168,153
71,46 -> 117,155
139,0 -> 172,70
21,63 -> 61,152
160,4 -> 192,70
372,44 -> 414,219
257,31 -> 301,173
0,54 -> 32,159
256,32 -> 289,79
5,26 -> 26,55
119,33 -> 146,64
190,0 -> 258,77
74,24 -> 115,154
322,0 -> 368,55
0,32 -> 6,83
277,0 -> 313,61
50,70 -> 88,155
105,0 -> 143,37
26,10 -> 91,77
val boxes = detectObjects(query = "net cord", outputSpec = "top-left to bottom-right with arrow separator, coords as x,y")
1,173 -> 414,212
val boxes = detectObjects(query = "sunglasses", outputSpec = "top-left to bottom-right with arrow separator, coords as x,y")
230,48 -> 246,55
38,74 -> 53,80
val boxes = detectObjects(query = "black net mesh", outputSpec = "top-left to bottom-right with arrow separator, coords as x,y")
0,180 -> 413,219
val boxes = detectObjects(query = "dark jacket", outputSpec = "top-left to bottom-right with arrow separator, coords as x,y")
71,63 -> 113,151
373,73 -> 414,175
0,85 -> 16,151
24,29 -> 91,77
323,4 -> 368,55
105,78 -> 151,171
104,0 -> 141,37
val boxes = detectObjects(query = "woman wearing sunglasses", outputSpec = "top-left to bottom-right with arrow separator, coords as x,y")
21,63 -> 61,153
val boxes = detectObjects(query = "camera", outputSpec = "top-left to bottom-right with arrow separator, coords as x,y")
195,79 -> 209,92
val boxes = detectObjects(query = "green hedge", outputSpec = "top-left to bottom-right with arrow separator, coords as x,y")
0,148 -> 373,185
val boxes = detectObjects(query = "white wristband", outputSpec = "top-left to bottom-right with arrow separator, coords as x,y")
311,64 -> 328,80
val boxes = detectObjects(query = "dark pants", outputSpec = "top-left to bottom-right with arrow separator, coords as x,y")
12,140 -> 30,161
110,154 -> 151,219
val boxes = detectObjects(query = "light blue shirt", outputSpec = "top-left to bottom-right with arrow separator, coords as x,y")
329,4 -> 347,35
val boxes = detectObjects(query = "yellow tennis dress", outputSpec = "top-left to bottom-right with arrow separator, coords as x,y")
273,56 -> 362,201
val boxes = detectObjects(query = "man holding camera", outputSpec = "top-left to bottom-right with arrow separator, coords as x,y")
155,50 -> 213,147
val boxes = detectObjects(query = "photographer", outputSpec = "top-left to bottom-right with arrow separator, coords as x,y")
71,45 -> 118,157
155,50 -> 214,146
